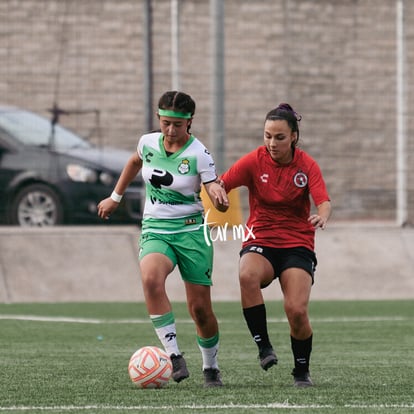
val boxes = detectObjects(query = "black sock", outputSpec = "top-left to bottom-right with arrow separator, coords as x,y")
291,334 -> 313,374
243,304 -> 272,350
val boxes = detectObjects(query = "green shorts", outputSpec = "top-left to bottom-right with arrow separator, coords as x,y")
139,228 -> 214,286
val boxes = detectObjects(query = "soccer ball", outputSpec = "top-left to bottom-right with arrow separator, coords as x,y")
128,346 -> 173,389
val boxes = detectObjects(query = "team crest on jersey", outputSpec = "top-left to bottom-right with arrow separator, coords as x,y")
293,171 -> 308,188
178,159 -> 190,174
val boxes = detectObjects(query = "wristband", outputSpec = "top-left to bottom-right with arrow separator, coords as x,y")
110,191 -> 123,203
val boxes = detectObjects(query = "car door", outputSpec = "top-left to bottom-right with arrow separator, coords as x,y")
0,131 -> 19,222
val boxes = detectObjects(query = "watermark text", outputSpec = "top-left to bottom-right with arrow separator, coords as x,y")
202,209 -> 255,246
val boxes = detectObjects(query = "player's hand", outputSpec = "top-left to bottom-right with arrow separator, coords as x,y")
97,197 -> 120,220
207,182 -> 229,212
215,178 -> 225,188
308,214 -> 328,230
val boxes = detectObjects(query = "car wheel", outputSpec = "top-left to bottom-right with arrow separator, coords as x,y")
10,183 -> 64,226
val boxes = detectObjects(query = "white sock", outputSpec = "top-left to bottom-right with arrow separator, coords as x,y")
198,342 -> 219,370
150,313 -> 180,356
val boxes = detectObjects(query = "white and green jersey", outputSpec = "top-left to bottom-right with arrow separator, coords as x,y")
137,132 -> 217,234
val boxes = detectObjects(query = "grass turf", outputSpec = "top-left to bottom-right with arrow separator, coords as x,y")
0,300 -> 413,413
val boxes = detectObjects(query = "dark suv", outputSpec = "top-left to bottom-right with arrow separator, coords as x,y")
0,106 -> 143,226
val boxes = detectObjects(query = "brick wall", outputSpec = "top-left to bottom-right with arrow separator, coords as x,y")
1,0 -> 413,222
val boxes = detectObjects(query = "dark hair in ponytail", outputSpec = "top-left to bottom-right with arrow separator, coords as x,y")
265,103 -> 302,146
158,91 -> 196,116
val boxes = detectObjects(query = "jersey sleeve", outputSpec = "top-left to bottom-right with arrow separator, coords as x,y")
221,150 -> 256,191
137,135 -> 144,160
198,145 -> 218,184
308,160 -> 330,206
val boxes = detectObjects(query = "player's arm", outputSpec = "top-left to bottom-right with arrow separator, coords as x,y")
97,152 -> 143,220
203,180 -> 229,213
308,200 -> 331,230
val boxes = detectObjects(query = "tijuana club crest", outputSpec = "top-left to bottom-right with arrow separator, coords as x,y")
293,171 -> 308,188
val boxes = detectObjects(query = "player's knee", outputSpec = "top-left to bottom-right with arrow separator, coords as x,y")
285,303 -> 308,326
239,269 -> 261,290
141,276 -> 165,299
190,304 -> 212,327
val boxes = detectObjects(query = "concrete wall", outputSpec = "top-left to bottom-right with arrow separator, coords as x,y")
1,0 -> 414,222
1,224 -> 413,303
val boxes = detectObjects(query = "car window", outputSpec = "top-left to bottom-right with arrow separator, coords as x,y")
0,110 -> 91,150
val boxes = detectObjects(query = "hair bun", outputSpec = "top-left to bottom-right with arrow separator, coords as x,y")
276,103 -> 302,121
277,103 -> 293,111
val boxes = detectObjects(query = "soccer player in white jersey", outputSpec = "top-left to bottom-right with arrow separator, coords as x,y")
98,91 -> 229,387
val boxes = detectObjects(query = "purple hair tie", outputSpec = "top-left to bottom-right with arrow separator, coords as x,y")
276,103 -> 302,121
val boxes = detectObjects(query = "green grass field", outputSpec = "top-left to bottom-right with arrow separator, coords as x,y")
0,300 -> 413,414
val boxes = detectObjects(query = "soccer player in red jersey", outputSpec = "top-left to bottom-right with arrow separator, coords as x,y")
220,103 -> 331,387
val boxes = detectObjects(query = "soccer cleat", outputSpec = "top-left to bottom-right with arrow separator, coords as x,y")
258,347 -> 278,371
170,354 -> 190,383
292,370 -> 314,387
203,368 -> 223,387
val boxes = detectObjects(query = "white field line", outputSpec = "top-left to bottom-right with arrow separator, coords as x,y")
1,403 -> 414,411
0,315 -> 410,324
0,315 -> 151,324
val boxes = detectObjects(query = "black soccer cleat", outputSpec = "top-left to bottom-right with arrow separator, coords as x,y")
170,353 -> 190,383
292,369 -> 314,387
258,347 -> 278,371
203,368 -> 223,387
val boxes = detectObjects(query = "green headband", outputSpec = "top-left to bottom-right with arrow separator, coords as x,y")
158,109 -> 192,119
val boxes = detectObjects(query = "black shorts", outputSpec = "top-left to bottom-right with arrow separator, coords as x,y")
239,245 -> 317,286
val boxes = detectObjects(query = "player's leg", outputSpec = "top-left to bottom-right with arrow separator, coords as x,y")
139,252 -> 174,315
139,235 -> 189,382
185,281 -> 222,387
239,250 -> 278,370
279,266 -> 313,387
176,229 -> 222,386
